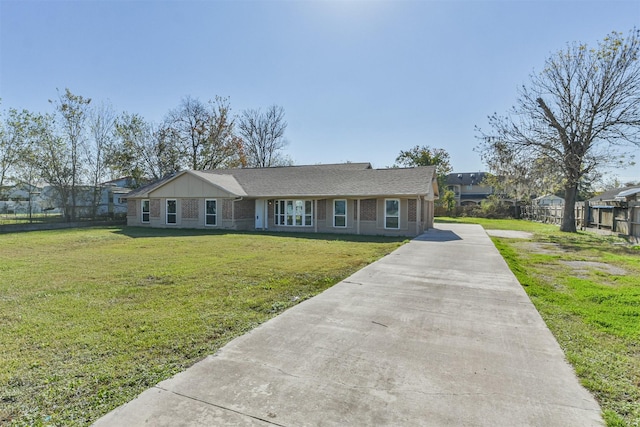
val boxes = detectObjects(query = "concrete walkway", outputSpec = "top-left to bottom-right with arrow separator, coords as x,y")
93,224 -> 603,426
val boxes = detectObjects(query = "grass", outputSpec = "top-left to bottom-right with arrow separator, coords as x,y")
0,227 -> 405,426
437,217 -> 640,426
0,213 -> 64,225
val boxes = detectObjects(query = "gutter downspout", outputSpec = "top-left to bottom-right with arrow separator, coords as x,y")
314,199 -> 318,233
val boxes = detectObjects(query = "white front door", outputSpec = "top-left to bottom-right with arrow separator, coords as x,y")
255,199 -> 265,229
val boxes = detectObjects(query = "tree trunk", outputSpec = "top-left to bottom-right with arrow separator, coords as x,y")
561,184 -> 577,232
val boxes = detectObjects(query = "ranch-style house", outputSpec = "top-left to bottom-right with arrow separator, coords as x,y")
125,163 -> 439,237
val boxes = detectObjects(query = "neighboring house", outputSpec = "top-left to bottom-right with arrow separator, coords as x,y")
102,176 -> 139,189
125,163 -> 439,237
582,186 -> 640,238
445,172 -> 493,206
522,194 -> 565,224
71,185 -> 131,218
1,182 -> 131,218
0,183 -> 45,215
37,184 -> 131,218
533,194 -> 564,206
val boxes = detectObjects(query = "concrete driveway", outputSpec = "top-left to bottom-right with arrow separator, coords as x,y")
93,223 -> 603,426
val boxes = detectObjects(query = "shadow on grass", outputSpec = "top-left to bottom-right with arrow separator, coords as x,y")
112,226 -> 409,244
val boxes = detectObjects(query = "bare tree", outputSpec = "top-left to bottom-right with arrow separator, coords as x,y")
164,96 -> 209,170
477,29 -> 640,232
238,105 -> 289,168
50,89 -> 91,221
86,101 -> 115,218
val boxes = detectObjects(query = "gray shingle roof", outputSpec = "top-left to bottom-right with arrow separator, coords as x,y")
589,186 -> 640,202
202,165 -> 436,198
124,174 -> 176,198
128,163 -> 437,199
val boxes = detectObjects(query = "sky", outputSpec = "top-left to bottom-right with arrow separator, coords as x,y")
1,0 -> 639,182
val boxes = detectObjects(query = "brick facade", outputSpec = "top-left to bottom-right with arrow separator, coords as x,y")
127,199 -> 137,217
408,199 -> 417,222
182,199 -> 199,219
234,199 -> 254,219
223,199 -> 233,220
150,199 -> 161,218
317,199 -> 326,220
360,199 -> 376,221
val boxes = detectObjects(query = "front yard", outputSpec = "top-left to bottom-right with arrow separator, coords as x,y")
3,221 -> 639,426
0,227 -> 404,426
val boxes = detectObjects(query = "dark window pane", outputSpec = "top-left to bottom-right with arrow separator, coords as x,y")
385,217 -> 399,229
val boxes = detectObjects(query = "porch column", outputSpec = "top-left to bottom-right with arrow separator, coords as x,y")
264,199 -> 268,230
314,199 -> 318,233
356,199 -> 361,235
416,196 -> 422,234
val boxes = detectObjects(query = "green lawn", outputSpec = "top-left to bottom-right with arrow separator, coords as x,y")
0,227 -> 404,426
0,213 -> 64,225
437,217 -> 640,426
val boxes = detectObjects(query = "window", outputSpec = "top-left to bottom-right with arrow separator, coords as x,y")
205,199 -> 217,226
141,199 -> 150,223
385,199 -> 399,229
275,199 -> 313,226
166,199 -> 177,224
333,199 -> 347,227
304,201 -> 312,226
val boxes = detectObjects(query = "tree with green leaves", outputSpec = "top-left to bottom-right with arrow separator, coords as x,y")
34,112 -> 74,218
109,112 -> 181,184
14,112 -> 47,221
163,96 -> 243,170
477,28 -> 640,232
394,145 -> 453,206
200,96 -> 245,169
0,107 -> 32,194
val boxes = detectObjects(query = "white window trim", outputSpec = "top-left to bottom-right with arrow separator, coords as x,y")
205,199 -> 217,226
384,198 -> 400,229
166,199 -> 177,225
141,199 -> 150,223
274,199 -> 313,227
333,199 -> 347,228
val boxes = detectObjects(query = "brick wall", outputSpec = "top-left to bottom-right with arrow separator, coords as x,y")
127,200 -> 137,217
408,199 -> 417,222
223,199 -> 233,220
235,199 -> 254,219
150,199 -> 161,218
360,199 -> 376,221
182,199 -> 199,219
317,199 -> 326,220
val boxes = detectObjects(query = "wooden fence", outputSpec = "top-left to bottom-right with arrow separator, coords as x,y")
521,205 -> 565,225
523,202 -> 640,240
